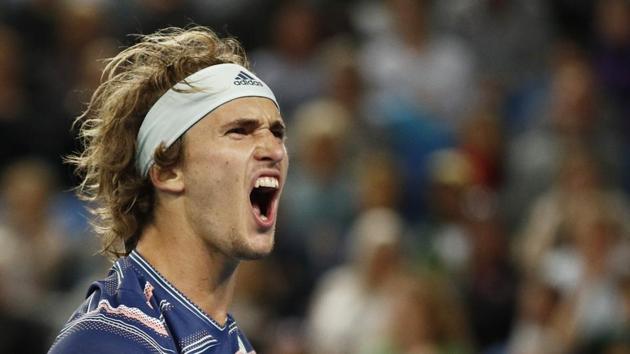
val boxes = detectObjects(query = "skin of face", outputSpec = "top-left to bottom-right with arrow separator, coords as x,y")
178,96 -> 288,261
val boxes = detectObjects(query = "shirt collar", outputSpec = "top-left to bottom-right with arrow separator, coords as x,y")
127,249 -> 232,331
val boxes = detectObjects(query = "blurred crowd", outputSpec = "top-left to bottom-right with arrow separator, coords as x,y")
1,0 -> 630,353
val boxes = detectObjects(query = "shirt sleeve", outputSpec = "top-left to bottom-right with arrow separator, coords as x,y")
48,326 -> 159,354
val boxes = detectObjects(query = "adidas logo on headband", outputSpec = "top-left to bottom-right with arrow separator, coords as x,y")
233,71 -> 263,86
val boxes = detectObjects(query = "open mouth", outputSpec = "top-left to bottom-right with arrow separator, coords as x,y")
250,176 -> 279,226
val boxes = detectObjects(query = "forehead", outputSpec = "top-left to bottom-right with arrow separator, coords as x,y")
203,96 -> 282,126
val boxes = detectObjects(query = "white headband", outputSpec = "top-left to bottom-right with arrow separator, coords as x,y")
136,63 -> 279,177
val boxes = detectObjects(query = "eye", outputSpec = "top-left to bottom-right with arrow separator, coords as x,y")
271,125 -> 286,140
271,129 -> 284,139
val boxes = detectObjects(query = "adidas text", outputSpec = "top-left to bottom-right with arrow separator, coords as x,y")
233,79 -> 263,86
234,71 -> 263,86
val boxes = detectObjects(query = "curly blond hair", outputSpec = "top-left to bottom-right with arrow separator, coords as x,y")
68,27 -> 249,259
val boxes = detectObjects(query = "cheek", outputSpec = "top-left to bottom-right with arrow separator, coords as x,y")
184,148 -> 246,203
184,154 -> 221,200
281,146 -> 290,175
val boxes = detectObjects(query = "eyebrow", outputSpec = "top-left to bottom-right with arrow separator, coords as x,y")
221,118 -> 261,130
221,118 -> 286,131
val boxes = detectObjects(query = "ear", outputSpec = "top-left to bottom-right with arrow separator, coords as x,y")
149,164 -> 185,193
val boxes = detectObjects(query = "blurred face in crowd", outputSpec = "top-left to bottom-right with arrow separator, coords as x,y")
519,281 -> 558,324
1,161 -> 54,226
596,0 -> 630,46
550,58 -> 596,133
0,27 -> 24,117
391,283 -> 436,347
178,97 -> 288,260
274,3 -> 319,58
388,0 -> 428,44
574,214 -> 618,272
305,134 -> 342,179
559,152 -> 600,193
357,154 -> 400,210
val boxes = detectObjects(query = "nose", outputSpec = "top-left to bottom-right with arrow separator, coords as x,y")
254,129 -> 286,164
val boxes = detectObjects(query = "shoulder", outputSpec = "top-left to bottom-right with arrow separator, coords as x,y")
49,291 -> 174,354
48,324 -> 169,354
48,259 -> 174,354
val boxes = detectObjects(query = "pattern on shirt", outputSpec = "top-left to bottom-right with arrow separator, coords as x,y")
49,250 -> 257,354
55,313 -> 175,354
181,331 -> 219,354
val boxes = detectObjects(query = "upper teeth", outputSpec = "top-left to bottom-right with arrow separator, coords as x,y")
255,176 -> 279,189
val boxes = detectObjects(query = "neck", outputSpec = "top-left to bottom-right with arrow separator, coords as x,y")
135,212 -> 239,326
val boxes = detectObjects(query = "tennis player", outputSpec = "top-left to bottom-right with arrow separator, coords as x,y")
48,26 -> 288,354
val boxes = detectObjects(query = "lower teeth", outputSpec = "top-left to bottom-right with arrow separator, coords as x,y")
260,215 -> 268,221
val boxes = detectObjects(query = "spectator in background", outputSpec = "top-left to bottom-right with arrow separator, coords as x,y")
548,200 -> 629,352
43,0 -> 109,113
0,158 -> 98,333
462,212 -> 519,352
354,151 -> 402,212
319,37 -> 385,149
592,0 -> 630,122
408,147 -> 518,352
230,258 -> 295,351
0,159 -> 102,333
320,38 -> 366,120
0,159 -> 72,332
517,149 -> 629,279
281,99 -> 357,275
275,98 -> 360,320
307,208 -> 405,354
457,81 -> 505,191
603,276 -> 630,353
411,149 -> 475,276
63,37 -> 119,118
517,149 -> 630,351
591,0 -> 630,193
356,0 -> 473,217
0,26 -> 30,170
359,0 -> 477,128
360,273 -> 472,354
507,278 -> 563,354
437,0 -> 551,92
503,44 -> 623,229
3,0 -> 113,185
252,1 -> 326,118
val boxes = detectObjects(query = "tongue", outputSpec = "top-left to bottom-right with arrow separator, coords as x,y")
252,202 -> 269,221
253,203 -> 262,216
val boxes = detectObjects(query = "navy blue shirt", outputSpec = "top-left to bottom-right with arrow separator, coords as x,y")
49,250 -> 255,354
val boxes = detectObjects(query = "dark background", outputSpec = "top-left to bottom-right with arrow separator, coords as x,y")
0,0 -> 629,353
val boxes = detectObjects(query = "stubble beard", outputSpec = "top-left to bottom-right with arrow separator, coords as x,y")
227,227 -> 275,261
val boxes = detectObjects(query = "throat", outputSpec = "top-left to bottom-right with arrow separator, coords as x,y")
135,225 -> 240,326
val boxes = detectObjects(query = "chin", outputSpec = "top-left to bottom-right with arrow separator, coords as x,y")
237,250 -> 271,261
235,246 -> 273,260
234,233 -> 275,260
